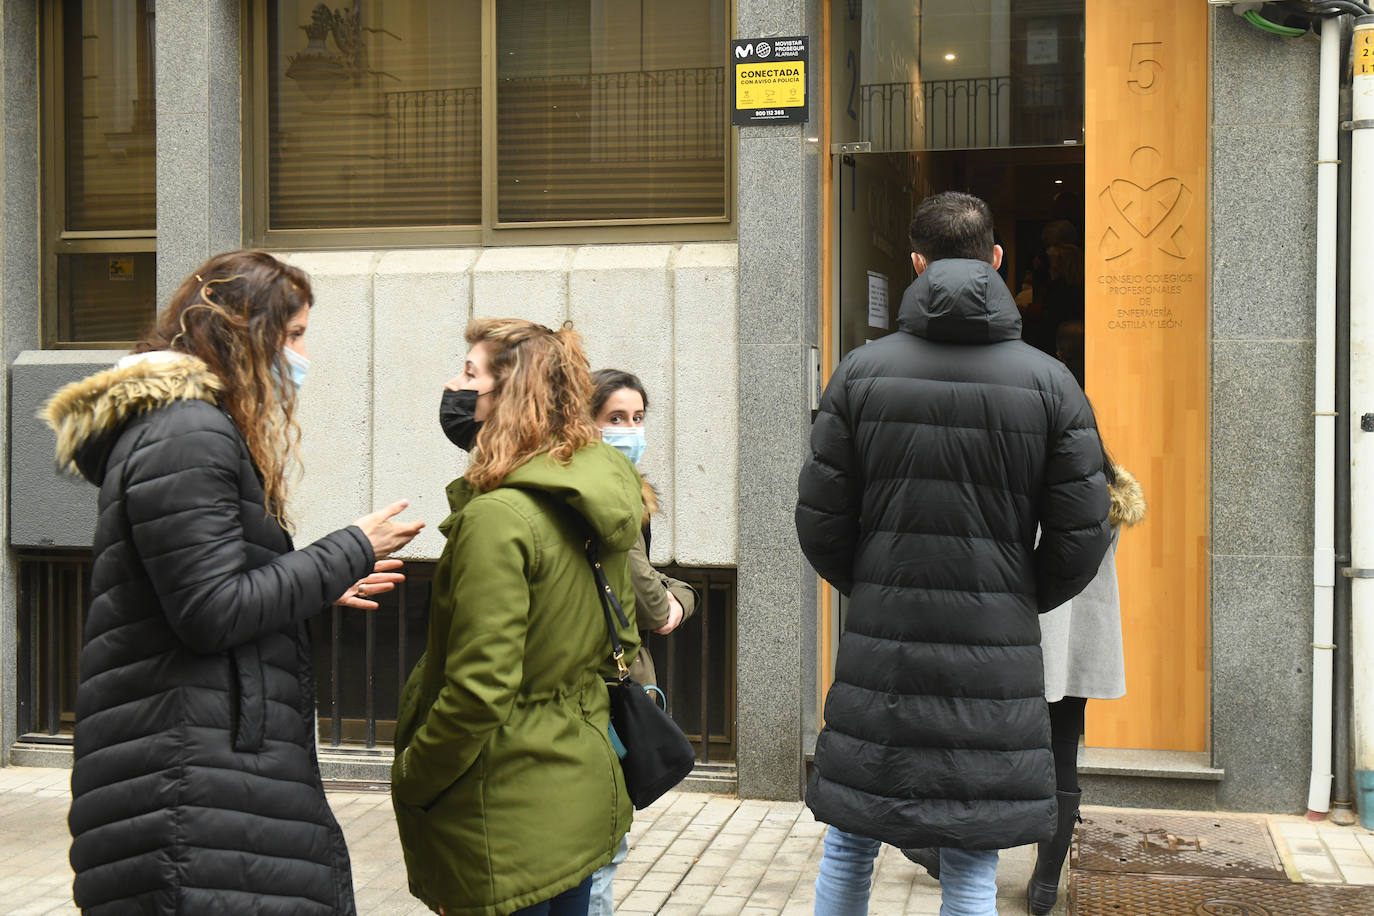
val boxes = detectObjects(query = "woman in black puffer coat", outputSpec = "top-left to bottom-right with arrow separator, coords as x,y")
44,250 -> 423,915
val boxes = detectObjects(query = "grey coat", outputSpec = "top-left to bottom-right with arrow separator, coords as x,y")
1040,468 -> 1146,703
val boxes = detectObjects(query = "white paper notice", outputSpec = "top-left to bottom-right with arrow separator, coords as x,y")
867,271 -> 889,329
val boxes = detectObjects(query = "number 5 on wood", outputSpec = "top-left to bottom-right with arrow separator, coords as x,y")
1127,41 -> 1164,94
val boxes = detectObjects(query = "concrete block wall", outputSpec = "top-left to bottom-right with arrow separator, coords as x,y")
280,244 -> 740,567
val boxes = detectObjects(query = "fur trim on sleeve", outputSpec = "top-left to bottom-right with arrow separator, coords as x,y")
1108,467 -> 1146,528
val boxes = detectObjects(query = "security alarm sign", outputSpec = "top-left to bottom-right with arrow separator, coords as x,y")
732,36 -> 808,126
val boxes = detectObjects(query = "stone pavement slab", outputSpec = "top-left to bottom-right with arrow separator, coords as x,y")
0,766 -> 1046,914
1269,814 -> 1374,885
616,792 -> 1049,915
7,765 -> 1371,914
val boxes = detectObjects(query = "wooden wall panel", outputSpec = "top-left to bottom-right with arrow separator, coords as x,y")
1083,0 -> 1209,751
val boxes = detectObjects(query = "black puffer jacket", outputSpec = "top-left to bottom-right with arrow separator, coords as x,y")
798,259 -> 1111,850
44,354 -> 373,915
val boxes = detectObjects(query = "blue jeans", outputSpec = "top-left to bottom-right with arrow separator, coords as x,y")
814,826 -> 1000,916
587,835 -> 629,916
509,876 -> 594,916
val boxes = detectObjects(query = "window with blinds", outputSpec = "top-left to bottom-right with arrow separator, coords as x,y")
267,0 -> 482,229
261,0 -> 729,234
496,0 -> 728,224
47,0 -> 158,346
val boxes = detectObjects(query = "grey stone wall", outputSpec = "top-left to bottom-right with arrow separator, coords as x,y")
734,0 -> 824,800
10,245 -> 741,570
9,354 -> 121,549
155,0 -> 241,305
0,0 -> 39,763
282,244 -> 740,567
1210,11 -> 1319,813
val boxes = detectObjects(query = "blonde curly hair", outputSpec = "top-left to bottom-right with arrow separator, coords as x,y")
464,318 -> 597,493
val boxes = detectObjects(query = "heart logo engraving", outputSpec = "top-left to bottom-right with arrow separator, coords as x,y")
1099,146 -> 1194,261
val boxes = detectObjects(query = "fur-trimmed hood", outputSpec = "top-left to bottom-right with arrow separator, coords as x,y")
42,353 -> 223,486
1108,467 -> 1146,528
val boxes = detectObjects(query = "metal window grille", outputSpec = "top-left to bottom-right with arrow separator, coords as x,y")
16,551 -> 737,765
311,561 -> 434,750
642,566 -> 738,763
16,552 -> 91,741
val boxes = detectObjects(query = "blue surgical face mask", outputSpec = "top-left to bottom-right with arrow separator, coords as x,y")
281,346 -> 310,389
601,426 -> 646,466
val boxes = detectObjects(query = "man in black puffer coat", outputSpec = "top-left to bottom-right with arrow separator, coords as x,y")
797,192 -> 1111,914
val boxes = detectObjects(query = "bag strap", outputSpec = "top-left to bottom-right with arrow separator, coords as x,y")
583,536 -> 632,683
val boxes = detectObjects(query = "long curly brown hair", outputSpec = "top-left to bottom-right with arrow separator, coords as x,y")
135,250 -> 312,524
465,318 -> 596,492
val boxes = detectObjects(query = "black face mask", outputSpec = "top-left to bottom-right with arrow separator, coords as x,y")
439,388 -> 483,452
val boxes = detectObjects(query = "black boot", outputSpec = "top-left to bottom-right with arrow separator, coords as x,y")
899,846 -> 940,880
1026,790 -> 1081,915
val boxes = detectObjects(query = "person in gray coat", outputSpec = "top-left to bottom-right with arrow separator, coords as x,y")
1028,456 -> 1145,914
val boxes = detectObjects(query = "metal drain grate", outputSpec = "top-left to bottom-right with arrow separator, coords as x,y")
1071,872 -> 1374,915
1073,812 -> 1285,880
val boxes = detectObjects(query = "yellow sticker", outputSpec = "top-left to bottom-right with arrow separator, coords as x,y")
108,257 -> 135,280
735,61 -> 806,110
1358,28 -> 1374,77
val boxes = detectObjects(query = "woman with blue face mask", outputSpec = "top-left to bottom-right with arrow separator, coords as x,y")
585,369 -> 699,916
46,249 -> 424,915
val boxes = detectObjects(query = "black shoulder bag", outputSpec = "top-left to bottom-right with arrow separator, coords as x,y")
583,537 -> 696,809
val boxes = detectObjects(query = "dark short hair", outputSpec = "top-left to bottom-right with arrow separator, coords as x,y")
908,191 -> 996,262
590,368 -> 649,418
1055,320 -> 1085,360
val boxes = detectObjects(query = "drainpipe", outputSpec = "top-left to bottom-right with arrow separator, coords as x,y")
1348,13 -> 1374,830
1309,14 -> 1341,820
1332,68 -> 1356,826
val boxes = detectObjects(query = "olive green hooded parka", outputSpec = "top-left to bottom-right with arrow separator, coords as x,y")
391,442 -> 642,916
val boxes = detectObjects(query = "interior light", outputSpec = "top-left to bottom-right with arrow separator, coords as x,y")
943,53 -> 957,61
1054,179 -> 1063,185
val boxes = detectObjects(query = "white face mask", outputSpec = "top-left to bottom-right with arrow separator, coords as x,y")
281,346 -> 310,389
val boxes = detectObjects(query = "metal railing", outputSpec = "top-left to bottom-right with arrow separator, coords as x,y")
384,65 -> 727,166
582,66 -> 727,162
16,553 -> 89,740
383,86 -> 482,180
312,562 -> 433,749
642,565 -> 737,763
860,73 -> 1081,152
17,552 -> 736,764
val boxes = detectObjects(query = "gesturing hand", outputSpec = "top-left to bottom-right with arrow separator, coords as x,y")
354,498 -> 425,560
336,559 -> 406,610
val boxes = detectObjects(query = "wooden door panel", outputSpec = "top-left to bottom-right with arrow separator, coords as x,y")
1083,0 -> 1209,752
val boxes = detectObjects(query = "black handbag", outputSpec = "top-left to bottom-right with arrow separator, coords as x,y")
583,537 -> 696,809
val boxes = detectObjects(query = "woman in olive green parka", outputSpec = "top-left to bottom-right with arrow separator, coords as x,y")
391,319 -> 641,916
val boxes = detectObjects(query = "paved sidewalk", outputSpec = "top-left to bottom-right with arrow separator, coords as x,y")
1270,814 -> 1374,884
4,765 -> 1374,914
